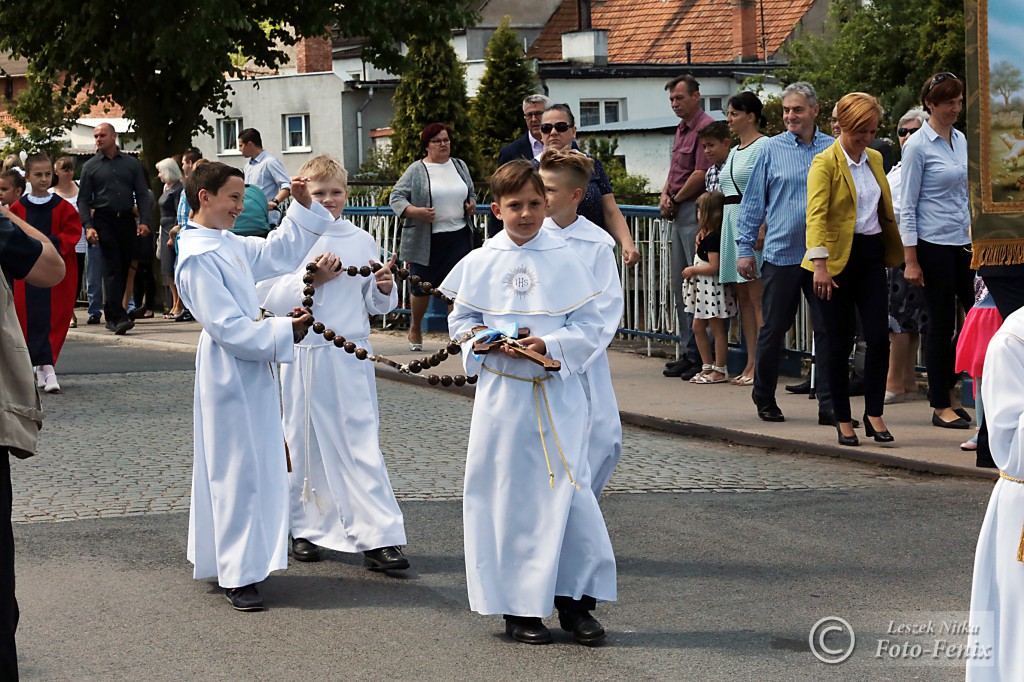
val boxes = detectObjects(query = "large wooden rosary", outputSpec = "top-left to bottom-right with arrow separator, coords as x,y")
294,259 -> 560,387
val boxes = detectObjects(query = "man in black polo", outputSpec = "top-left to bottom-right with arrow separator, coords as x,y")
79,123 -> 153,335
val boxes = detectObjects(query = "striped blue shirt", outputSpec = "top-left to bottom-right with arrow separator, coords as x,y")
898,120 -> 969,247
176,191 -> 190,229
735,128 -> 834,266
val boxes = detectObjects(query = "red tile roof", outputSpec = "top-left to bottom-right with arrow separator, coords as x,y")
528,0 -> 818,64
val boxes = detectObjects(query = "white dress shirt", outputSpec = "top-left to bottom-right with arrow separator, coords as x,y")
841,145 -> 882,236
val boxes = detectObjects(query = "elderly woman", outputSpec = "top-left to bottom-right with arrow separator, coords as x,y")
390,122 -> 476,350
155,158 -> 184,318
883,108 -> 929,404
804,92 -> 904,447
538,104 -> 640,266
899,73 -> 973,429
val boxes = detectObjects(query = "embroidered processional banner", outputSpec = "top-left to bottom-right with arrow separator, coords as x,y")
967,0 -> 1024,267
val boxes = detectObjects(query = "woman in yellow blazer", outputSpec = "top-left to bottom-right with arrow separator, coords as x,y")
803,92 -> 904,446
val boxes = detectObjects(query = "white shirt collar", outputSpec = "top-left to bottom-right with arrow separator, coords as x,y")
839,144 -> 868,168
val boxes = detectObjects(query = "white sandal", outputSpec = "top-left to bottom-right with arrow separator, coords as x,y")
689,364 -> 713,383
695,365 -> 729,385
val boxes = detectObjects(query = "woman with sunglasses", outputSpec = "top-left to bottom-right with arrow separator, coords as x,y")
537,105 -> 640,265
883,108 -> 929,405
389,122 -> 476,351
899,72 -> 974,429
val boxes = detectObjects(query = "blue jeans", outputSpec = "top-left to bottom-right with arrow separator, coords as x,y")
86,243 -> 104,318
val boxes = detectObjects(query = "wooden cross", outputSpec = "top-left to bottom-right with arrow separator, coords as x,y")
470,326 -> 561,371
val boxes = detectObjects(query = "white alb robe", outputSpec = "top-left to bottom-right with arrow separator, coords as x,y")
439,229 -> 617,617
260,216 -> 406,552
542,216 -> 623,497
175,201 -> 331,588
968,308 -> 1024,680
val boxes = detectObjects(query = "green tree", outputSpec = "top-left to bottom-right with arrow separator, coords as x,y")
780,0 -> 965,129
0,65 -> 89,159
470,16 -> 538,174
991,60 -> 1024,108
390,35 -> 479,176
0,0 -> 477,207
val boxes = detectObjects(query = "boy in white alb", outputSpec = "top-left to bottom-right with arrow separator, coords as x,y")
439,160 -> 616,646
175,162 -> 327,612
260,155 -> 410,571
538,149 -> 623,496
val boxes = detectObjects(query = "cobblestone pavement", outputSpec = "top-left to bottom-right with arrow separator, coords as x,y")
13,369 -> 924,523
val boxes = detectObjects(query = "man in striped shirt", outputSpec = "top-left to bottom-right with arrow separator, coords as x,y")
735,82 -> 837,424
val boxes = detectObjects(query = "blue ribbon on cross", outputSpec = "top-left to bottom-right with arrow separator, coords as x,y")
470,322 -> 519,359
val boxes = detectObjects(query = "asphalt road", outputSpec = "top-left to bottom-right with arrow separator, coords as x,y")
11,338 -> 995,681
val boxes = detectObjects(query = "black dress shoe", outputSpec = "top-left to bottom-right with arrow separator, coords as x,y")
836,424 -> 860,446
663,357 -> 695,377
504,616 -> 552,644
225,584 -> 264,611
128,305 -> 148,320
785,378 -> 811,394
863,413 -> 895,443
87,314 -> 101,325
558,609 -> 607,645
932,412 -> 970,429
954,408 -> 973,423
112,319 -> 135,335
363,546 -> 410,571
818,411 -> 859,428
757,403 -> 785,422
679,365 -> 702,381
291,537 -> 321,562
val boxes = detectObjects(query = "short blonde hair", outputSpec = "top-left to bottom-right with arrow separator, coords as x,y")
299,155 -> 348,188
538,149 -> 594,191
836,92 -> 883,133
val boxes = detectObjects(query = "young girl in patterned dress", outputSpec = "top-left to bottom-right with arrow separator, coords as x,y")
682,191 -> 737,384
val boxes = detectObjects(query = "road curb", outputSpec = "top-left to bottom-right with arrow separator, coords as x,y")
66,330 -> 198,353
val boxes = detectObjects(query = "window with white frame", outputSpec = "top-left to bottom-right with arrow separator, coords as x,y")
579,99 -> 624,127
217,117 -> 242,154
701,97 -> 725,113
283,114 -> 311,152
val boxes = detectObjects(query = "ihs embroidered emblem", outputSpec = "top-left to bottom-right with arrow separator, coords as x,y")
503,265 -> 537,299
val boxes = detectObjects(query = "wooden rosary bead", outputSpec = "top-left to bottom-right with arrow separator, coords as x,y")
302,297 -> 314,308
302,273 -> 315,284
466,375 -> 478,384
371,262 -> 383,273
427,375 -> 440,385
409,275 -> 421,285
359,265 -> 372,277
333,337 -> 346,348
437,348 -> 448,360
303,286 -> 315,296
440,375 -> 453,387
447,342 -> 461,355
397,268 -> 410,279
343,342 -> 357,353
323,329 -> 336,341
419,282 -> 433,293
453,375 -> 466,386
355,348 -> 368,360
305,262 -> 318,272
347,266 -> 359,276
408,360 -> 422,373
427,355 -> 441,367
431,289 -> 445,299
312,322 -> 326,334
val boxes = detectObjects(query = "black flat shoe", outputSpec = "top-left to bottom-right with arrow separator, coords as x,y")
863,413 -> 895,443
753,394 -> 785,422
785,378 -> 811,394
954,408 -> 973,423
174,309 -> 194,322
87,314 -> 101,325
836,424 -> 859,446
291,537 -> 321,562
664,357 -> 694,371
932,412 -> 970,429
663,357 -> 696,377
558,609 -> 607,645
363,546 -> 410,571
504,616 -> 552,644
225,584 -> 264,611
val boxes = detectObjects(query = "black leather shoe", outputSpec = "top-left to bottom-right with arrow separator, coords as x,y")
663,357 -> 695,377
819,411 -> 859,428
291,537 -> 321,562
363,546 -> 410,571
932,412 -> 970,429
558,609 -> 607,645
225,584 -> 264,611
836,424 -> 860,447
785,378 -> 811,394
504,616 -> 552,644
112,319 -> 135,335
954,408 -> 973,423
863,413 -> 895,443
87,314 -> 101,325
679,365 -> 702,381
129,306 -> 148,321
757,403 -> 785,422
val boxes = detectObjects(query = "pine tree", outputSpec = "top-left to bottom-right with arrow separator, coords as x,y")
391,35 -> 479,176
471,17 -> 539,175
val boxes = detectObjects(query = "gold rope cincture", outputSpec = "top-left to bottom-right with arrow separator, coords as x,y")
299,345 -> 327,515
998,471 -> 1024,562
482,365 -> 580,490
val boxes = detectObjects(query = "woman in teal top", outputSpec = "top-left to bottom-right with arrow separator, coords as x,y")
718,92 -> 768,385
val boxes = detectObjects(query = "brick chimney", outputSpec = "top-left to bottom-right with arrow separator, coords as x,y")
296,36 -> 333,74
732,0 -> 758,63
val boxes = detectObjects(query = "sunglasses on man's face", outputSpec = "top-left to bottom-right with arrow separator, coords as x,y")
540,122 -> 572,134
897,127 -> 920,137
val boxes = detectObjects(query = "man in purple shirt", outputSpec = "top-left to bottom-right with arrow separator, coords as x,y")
660,75 -> 714,378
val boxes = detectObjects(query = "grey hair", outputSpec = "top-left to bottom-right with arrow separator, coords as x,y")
155,157 -> 182,183
898,107 -> 930,128
522,94 -> 551,112
543,103 -> 575,127
781,82 -> 819,107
